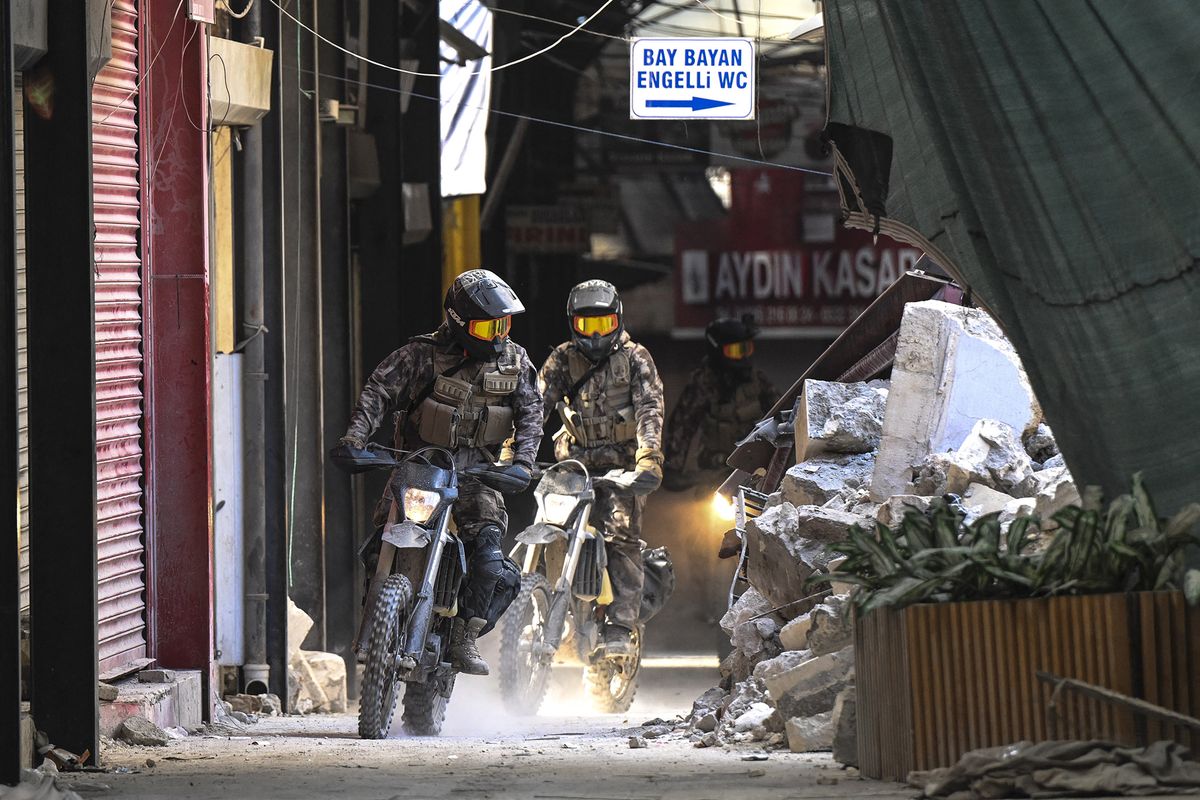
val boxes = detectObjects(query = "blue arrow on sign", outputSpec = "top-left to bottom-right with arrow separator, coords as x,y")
646,97 -> 735,112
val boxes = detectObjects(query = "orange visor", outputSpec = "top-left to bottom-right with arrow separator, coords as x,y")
467,315 -> 512,341
572,313 -> 619,336
721,340 -> 754,360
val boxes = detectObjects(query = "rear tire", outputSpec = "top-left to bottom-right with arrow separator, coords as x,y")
583,626 -> 642,713
498,573 -> 554,715
358,574 -> 412,739
401,673 -> 456,736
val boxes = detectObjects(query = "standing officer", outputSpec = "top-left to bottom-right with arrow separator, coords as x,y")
663,316 -> 779,488
537,280 -> 665,655
337,269 -> 543,675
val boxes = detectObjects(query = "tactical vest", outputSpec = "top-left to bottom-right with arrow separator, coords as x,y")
701,380 -> 761,455
557,347 -> 637,447
412,340 -> 522,450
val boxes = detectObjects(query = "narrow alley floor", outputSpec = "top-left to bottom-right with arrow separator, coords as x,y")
60,660 -> 911,800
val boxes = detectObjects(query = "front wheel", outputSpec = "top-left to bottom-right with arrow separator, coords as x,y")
498,573 -> 555,715
358,574 -> 412,739
583,627 -> 642,713
401,673 -> 456,736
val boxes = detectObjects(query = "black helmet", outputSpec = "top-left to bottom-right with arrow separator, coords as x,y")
444,269 -> 525,361
705,315 -> 759,371
567,279 -> 623,362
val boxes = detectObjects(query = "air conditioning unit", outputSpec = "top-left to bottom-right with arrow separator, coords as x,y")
208,37 -> 274,127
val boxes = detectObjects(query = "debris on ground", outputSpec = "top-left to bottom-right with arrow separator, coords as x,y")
0,769 -> 83,800
627,736 -> 648,749
688,300 -> 1078,765
286,598 -> 348,714
118,716 -> 170,747
910,740 -> 1200,798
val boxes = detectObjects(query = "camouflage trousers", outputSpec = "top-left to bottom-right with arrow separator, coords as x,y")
592,484 -> 646,631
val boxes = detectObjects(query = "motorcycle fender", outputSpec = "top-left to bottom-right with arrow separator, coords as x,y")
382,521 -> 433,549
516,522 -> 567,545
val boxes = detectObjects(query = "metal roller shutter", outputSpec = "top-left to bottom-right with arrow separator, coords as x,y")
16,76 -> 29,616
92,0 -> 148,672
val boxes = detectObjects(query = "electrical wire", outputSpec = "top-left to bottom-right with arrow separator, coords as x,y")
266,0 -> 621,78
96,0 -> 186,126
217,0 -> 255,19
287,64 -> 832,176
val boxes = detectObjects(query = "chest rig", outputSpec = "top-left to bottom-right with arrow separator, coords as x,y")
412,341 -> 522,450
702,379 -> 761,454
557,347 -> 637,447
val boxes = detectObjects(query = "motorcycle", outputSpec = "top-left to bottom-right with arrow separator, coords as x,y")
498,460 -> 674,715
330,443 -> 522,738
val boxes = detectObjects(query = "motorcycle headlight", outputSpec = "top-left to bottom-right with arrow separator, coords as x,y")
403,487 -> 440,524
539,493 -> 578,526
712,491 -> 736,523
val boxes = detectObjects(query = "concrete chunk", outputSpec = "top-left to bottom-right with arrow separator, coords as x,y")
137,669 -> 176,684
785,711 -> 834,752
872,301 -> 1040,502
98,682 -> 119,702
119,715 -> 170,747
796,380 -> 887,458
778,615 -> 813,652
831,686 -> 858,766
961,482 -> 1018,519
761,648 -> 854,706
782,453 -> 876,508
744,503 -> 857,614
806,595 -> 853,656
877,494 -> 934,528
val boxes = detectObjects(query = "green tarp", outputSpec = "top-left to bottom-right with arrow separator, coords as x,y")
824,1 -> 1200,513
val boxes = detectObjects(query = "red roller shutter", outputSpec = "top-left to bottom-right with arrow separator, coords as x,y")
92,0 -> 148,672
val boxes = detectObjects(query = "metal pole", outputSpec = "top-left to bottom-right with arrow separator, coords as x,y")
240,0 -> 270,695
0,0 -> 21,782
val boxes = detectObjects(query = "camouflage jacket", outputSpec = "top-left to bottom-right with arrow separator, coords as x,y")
664,361 -> 779,471
538,332 -> 664,470
343,324 -> 544,469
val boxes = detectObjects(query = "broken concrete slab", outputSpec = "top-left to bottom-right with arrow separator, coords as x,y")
961,483 -> 1018,520
778,614 -> 813,652
782,453 -> 876,508
832,686 -> 858,767
98,683 -> 119,703
1034,467 -> 1081,521
290,651 -> 348,714
719,588 -> 776,659
744,503 -> 850,616
1042,453 -> 1066,471
1000,497 -> 1036,527
796,380 -> 887,458
872,301 -> 1040,502
785,711 -> 834,752
1024,422 -> 1058,465
806,595 -> 853,656
760,647 -> 854,710
119,716 -> 170,747
99,670 -> 203,737
954,419 -> 1035,496
733,702 -> 776,733
876,495 -> 934,528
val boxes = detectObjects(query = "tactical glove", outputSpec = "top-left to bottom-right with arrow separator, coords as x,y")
630,448 -> 664,496
338,434 -> 366,450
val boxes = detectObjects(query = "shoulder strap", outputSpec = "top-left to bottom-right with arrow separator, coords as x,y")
405,357 -> 469,416
564,351 -> 613,404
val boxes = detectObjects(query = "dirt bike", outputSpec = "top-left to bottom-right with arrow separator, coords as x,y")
330,443 -> 522,739
498,460 -> 674,715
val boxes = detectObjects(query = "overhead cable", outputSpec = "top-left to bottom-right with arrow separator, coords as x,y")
266,0 -> 620,78
288,64 -> 832,177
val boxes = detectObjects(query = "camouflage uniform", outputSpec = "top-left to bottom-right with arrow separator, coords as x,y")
664,359 -> 779,473
538,332 -> 664,630
343,324 -> 543,620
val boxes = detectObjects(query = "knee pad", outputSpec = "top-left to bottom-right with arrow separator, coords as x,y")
474,523 -> 503,551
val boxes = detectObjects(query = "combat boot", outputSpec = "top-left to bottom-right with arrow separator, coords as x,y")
449,616 -> 490,676
604,625 -> 633,656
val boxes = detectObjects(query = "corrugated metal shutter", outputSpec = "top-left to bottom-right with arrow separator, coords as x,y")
92,0 -> 148,672
16,76 -> 29,616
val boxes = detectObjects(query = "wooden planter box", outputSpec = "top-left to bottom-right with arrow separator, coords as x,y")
856,591 -> 1200,781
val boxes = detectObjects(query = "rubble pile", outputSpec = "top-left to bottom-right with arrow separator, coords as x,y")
690,301 -> 1080,765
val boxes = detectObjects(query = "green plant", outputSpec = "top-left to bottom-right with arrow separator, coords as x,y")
809,473 -> 1200,613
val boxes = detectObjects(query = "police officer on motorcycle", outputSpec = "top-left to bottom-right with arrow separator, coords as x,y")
537,280 -> 665,656
662,315 -> 779,489
338,269 -> 543,676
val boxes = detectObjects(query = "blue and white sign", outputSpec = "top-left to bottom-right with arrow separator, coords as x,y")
630,37 -> 756,120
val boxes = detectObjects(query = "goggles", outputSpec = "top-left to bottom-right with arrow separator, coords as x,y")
721,340 -> 754,360
572,313 -> 619,337
467,315 -> 512,341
